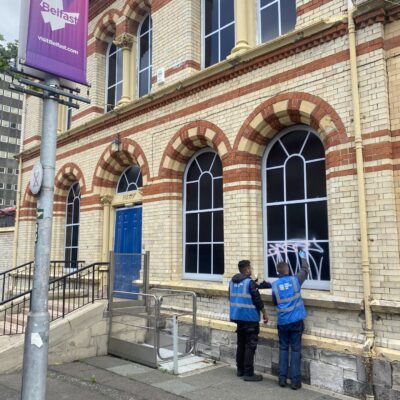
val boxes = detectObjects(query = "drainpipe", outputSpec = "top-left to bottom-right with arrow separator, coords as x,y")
348,1 -> 375,398
13,155 -> 23,268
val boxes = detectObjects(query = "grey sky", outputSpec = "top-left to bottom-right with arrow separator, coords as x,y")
0,0 -> 22,42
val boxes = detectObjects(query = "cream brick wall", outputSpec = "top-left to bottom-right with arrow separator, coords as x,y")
16,1 -> 400,360
0,229 -> 14,272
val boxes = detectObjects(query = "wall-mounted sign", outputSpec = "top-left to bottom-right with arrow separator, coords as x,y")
18,0 -> 89,86
29,161 -> 44,195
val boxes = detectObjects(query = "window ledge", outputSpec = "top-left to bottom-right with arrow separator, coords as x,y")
370,299 -> 400,315
149,280 -> 363,311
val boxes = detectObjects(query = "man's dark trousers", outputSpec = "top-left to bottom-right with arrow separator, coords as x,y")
236,322 -> 259,376
277,320 -> 304,384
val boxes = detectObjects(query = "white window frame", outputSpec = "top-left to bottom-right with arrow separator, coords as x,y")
201,0 -> 236,69
183,148 -> 224,282
64,182 -> 80,270
257,0 -> 296,45
105,40 -> 123,112
137,14 -> 153,98
262,126 -> 330,290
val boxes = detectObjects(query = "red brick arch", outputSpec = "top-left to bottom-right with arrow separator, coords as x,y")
92,138 -> 150,194
54,163 -> 86,204
20,185 -> 37,219
159,121 -> 232,180
234,92 -> 348,157
93,9 -> 121,42
123,0 -> 151,22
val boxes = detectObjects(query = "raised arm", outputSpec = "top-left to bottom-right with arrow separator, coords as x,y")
296,250 -> 310,286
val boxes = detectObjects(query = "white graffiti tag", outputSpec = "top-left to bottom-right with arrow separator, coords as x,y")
267,240 -> 325,280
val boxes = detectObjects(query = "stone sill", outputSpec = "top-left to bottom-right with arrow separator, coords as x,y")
149,280 -> 363,311
0,227 -> 14,233
370,299 -> 400,315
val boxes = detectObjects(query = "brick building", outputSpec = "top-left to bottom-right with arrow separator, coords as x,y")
15,0 -> 400,398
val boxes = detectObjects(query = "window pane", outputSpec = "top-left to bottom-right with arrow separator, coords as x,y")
117,175 -> 128,193
266,167 -> 284,203
315,242 -> 330,281
71,248 -> 78,263
139,69 -> 150,97
302,133 -> 325,160
220,0 -> 234,26
213,177 -> 223,208
266,245 -> 281,278
261,0 -> 275,7
107,88 -> 115,111
186,213 -> 198,242
285,156 -> 304,201
73,199 -> 80,223
186,182 -> 198,211
280,131 -> 307,155
205,0 -> 219,35
306,160 -> 326,199
65,248 -> 71,263
72,225 -> 79,247
267,141 -> 287,168
211,155 -> 222,177
205,33 -> 219,68
261,3 -> 279,42
213,244 -> 224,274
267,205 -> 285,240
108,52 -> 116,87
199,173 -> 212,209
199,212 -> 212,242
116,82 -> 123,104
66,226 -> 72,247
220,24 -> 235,61
185,245 -> 197,273
280,0 -> 297,35
141,15 -> 149,33
140,33 -> 150,70
187,161 -> 201,181
125,166 -> 140,185
66,204 -> 73,224
116,49 -> 123,83
286,203 -> 306,239
308,202 -> 328,240
197,151 -> 215,172
199,244 -> 212,274
213,210 -> 224,242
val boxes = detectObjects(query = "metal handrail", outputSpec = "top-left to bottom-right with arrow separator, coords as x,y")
1,262 -> 109,336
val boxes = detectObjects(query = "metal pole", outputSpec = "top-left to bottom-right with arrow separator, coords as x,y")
21,75 -> 59,400
173,314 -> 179,375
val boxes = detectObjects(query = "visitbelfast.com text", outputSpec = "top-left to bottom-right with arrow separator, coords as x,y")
37,36 -> 79,55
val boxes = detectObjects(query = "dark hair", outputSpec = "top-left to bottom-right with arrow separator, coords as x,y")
277,262 -> 289,274
238,260 -> 251,273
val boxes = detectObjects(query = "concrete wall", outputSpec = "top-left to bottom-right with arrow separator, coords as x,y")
0,227 -> 14,273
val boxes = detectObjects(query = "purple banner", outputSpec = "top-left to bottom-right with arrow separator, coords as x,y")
25,0 -> 88,84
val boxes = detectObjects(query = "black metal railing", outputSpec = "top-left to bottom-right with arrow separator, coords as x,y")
0,260 -> 85,304
0,262 -> 109,336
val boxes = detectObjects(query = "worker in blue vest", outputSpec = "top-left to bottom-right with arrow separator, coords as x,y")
229,260 -> 270,381
272,249 -> 309,390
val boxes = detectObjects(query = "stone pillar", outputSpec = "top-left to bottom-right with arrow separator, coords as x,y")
114,33 -> 135,106
101,195 -> 113,262
230,0 -> 252,56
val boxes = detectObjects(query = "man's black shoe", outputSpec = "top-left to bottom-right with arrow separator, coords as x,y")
278,379 -> 287,387
291,382 -> 302,390
243,374 -> 263,382
237,370 -> 244,377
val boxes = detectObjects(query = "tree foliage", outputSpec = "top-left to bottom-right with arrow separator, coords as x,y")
0,34 -> 18,73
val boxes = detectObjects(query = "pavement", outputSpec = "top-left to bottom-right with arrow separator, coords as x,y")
0,355 -> 353,400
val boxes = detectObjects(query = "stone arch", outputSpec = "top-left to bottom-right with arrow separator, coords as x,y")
93,9 -> 121,42
54,163 -> 86,202
123,0 -> 152,23
92,138 -> 150,194
159,121 -> 232,180
234,92 -> 347,157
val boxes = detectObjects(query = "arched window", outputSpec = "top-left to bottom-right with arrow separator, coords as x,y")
106,41 -> 123,112
263,127 -> 330,289
117,166 -> 142,193
65,182 -> 80,269
258,0 -> 296,43
138,15 -> 153,97
184,149 -> 224,280
203,0 -> 235,68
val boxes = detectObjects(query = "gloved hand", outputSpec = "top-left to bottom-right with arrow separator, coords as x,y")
299,249 -> 306,259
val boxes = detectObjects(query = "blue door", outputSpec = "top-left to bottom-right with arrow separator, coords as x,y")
114,206 -> 142,298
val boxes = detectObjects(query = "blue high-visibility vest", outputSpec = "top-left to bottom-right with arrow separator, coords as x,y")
229,278 -> 260,322
272,275 -> 307,326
